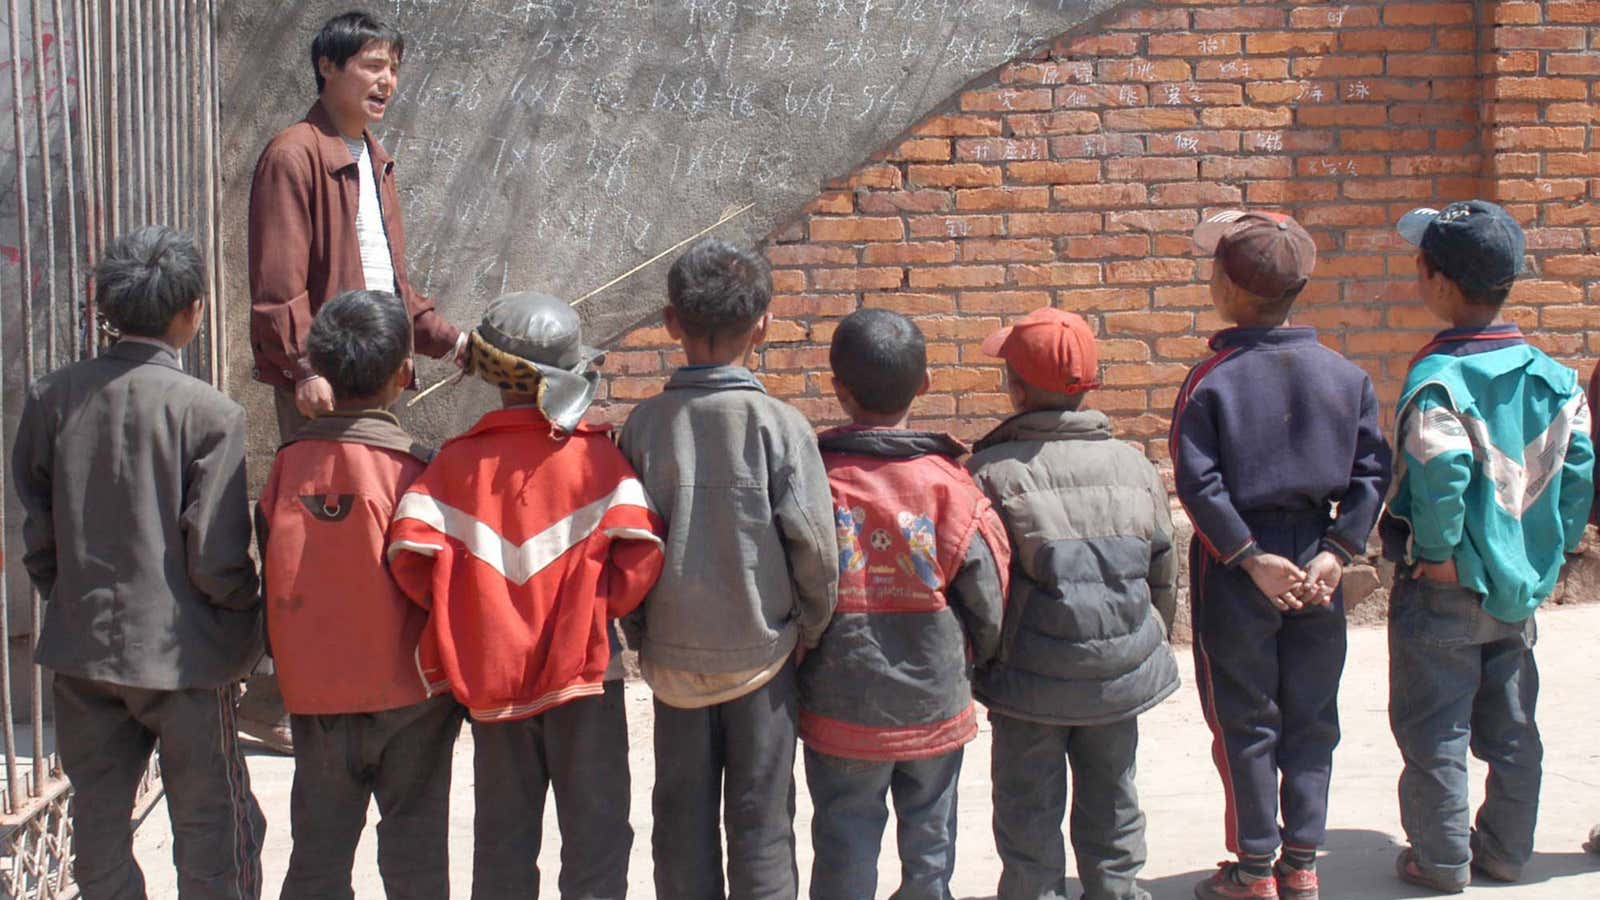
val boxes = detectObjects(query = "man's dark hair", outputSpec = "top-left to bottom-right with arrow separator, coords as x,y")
95,226 -> 204,338
830,308 -> 926,415
666,237 -> 772,340
1421,249 -> 1512,308
307,290 -> 412,400
311,11 -> 405,93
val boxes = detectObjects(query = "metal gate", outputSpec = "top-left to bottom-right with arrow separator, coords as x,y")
2,0 -> 226,896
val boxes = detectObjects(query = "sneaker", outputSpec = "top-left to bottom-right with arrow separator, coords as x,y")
1194,862 -> 1279,899
1394,848 -> 1467,894
237,716 -> 294,755
1273,861 -> 1318,900
1468,829 -> 1521,882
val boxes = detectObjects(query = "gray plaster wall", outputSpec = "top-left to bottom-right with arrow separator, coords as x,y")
218,0 -> 1123,460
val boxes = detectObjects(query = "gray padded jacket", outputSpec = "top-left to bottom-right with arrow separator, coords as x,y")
968,409 -> 1180,726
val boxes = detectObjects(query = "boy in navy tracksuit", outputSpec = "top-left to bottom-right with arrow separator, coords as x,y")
1172,211 -> 1392,900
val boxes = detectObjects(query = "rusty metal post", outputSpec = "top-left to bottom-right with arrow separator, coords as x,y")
52,0 -> 82,364
203,0 -> 221,382
26,0 -> 54,798
107,0 -> 121,236
5,0 -> 33,815
67,0 -> 89,358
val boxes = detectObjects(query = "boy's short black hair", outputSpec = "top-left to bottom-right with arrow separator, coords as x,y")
311,11 -> 404,93
307,290 -> 412,400
95,226 -> 204,338
1242,281 -> 1304,323
1420,249 -> 1512,308
666,237 -> 772,340
830,308 -> 926,415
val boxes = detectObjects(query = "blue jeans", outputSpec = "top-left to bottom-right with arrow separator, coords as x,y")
804,747 -> 963,900
990,715 -> 1149,900
1388,575 -> 1541,887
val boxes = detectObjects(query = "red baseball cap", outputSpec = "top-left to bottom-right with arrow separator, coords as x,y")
981,307 -> 1100,395
1193,210 -> 1316,299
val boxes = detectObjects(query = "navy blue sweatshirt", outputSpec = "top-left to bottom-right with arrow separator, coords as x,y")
1171,326 -> 1393,566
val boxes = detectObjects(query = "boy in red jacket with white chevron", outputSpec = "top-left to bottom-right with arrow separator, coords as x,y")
389,291 -> 665,900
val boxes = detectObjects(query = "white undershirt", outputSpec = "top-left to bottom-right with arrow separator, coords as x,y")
343,137 -> 397,295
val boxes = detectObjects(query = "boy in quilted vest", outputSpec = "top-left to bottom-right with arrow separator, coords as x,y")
389,292 -> 665,899
971,307 -> 1181,900
257,289 -> 464,899
800,308 -> 1010,900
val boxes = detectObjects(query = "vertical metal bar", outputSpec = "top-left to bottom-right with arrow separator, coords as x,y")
30,0 -> 58,374
203,0 -> 221,383
54,0 -> 82,363
69,0 -> 91,359
108,0 -> 122,236
6,0 -> 35,813
137,0 -> 152,225
85,0 -> 103,354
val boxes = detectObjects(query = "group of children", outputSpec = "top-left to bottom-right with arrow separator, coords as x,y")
13,196 -> 1593,900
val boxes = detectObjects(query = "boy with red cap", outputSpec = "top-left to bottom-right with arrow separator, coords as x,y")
1172,211 -> 1391,900
969,307 -> 1181,900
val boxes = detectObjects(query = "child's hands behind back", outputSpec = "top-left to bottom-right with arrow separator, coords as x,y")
1293,551 -> 1342,607
1242,553 -> 1307,611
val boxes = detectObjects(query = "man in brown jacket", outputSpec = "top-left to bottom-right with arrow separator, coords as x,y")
244,9 -> 464,747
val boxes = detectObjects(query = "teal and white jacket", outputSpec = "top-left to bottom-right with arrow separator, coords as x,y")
1381,324 -> 1594,623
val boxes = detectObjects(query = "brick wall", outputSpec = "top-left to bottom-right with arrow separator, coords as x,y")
594,0 -> 1600,462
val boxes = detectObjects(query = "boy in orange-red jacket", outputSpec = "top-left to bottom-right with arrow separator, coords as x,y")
389,291 -> 664,900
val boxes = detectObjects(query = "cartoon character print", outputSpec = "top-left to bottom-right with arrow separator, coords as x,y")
836,506 -> 867,575
895,511 -> 941,590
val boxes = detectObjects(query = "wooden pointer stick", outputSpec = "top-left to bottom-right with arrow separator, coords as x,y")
407,201 -> 757,409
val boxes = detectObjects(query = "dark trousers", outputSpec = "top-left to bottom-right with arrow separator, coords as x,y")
804,746 -> 962,900
651,660 -> 798,900
1189,531 -> 1347,857
54,673 -> 265,900
280,696 -> 464,900
1388,575 -> 1541,886
990,715 -> 1148,900
472,680 -> 633,900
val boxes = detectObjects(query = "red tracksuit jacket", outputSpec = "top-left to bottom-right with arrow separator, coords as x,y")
388,407 -> 665,722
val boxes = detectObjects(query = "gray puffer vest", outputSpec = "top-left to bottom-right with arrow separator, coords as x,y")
967,409 -> 1181,726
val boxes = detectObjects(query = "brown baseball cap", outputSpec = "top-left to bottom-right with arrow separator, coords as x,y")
1193,210 -> 1317,300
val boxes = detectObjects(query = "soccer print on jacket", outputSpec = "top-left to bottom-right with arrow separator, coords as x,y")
387,407 -> 665,722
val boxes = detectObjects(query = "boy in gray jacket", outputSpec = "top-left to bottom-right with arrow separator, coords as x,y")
13,226 -> 265,899
619,237 -> 838,899
968,307 -> 1180,900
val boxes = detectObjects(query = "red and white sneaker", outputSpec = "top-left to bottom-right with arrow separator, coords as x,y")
1274,862 -> 1319,900
1194,862 -> 1280,899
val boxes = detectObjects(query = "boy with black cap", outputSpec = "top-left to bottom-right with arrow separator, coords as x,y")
1173,211 -> 1392,900
969,306 -> 1181,900
258,289 -> 464,899
1383,200 -> 1593,894
801,308 -> 1011,900
388,292 -> 666,899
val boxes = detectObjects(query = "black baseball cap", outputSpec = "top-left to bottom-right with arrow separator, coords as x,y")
1397,200 -> 1524,295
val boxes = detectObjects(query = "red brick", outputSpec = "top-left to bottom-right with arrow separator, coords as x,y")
1541,255 -> 1600,277
862,242 -> 958,265
1200,156 -> 1293,179
1246,81 -> 1333,104
1391,103 -> 1479,126
769,294 -> 856,318
1056,32 -> 1140,56
1008,212 -> 1103,236
1104,311 -> 1195,335
762,347 -> 832,371
1055,84 -> 1149,108
1155,284 -> 1214,308
1384,3 -> 1475,25
1155,335 -> 1216,359
856,191 -> 953,215
1291,5 -> 1381,28
1108,157 -> 1201,182
771,269 -> 806,293
1152,82 -> 1245,106
810,217 -> 905,242
764,320 -> 809,344
961,239 -> 1056,263
1342,178 -> 1435,201
957,290 -> 1054,314
1387,54 -> 1477,78
907,266 -> 1006,289
929,366 -> 1004,393
913,115 -> 1003,138
1511,281 -> 1585,304
810,267 -> 904,291
1545,203 -> 1600,225
1547,1 -> 1600,22
861,293 -> 957,315
1106,258 -> 1197,284
1391,155 -> 1481,176
1149,131 -> 1242,154
1053,183 -> 1151,208
890,138 -> 951,162
906,163 -> 1003,188
1096,59 -> 1194,83
1437,28 -> 1476,51
1493,78 -> 1591,100
1103,108 -> 1199,131
1148,32 -> 1244,56
961,87 -> 1054,113
1488,50 -> 1543,74
1107,209 -> 1200,233
1197,58 -> 1292,80
1051,134 -> 1148,158
1202,107 -> 1292,129
1008,264 -> 1104,287
1494,126 -> 1589,149
848,165 -> 902,190
1493,27 -> 1588,49
1008,161 -> 1102,185
1057,288 -> 1152,313
955,138 -> 1050,161
1296,104 -> 1388,127
1339,130 -> 1433,152
1545,103 -> 1600,124
1246,31 -> 1336,55
1246,181 -> 1340,203
1148,181 -> 1244,207
1299,205 -> 1393,227
1547,153 -> 1600,176
1548,52 -> 1600,75
1001,60 -> 1095,85
1107,7 -> 1192,30
1193,7 -> 1286,29
766,245 -> 857,267
918,318 -> 1005,341
955,187 -> 1051,211
1104,364 -> 1191,388
907,215 -> 1005,239
1491,2 -> 1545,23
1064,235 -> 1151,258
808,192 -> 854,215
1293,56 -> 1384,78
1341,30 -> 1432,52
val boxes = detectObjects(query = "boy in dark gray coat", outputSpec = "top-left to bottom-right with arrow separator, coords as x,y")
620,238 -> 838,900
968,307 -> 1180,900
13,226 -> 265,899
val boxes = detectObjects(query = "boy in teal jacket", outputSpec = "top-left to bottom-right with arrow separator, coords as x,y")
1383,200 -> 1593,893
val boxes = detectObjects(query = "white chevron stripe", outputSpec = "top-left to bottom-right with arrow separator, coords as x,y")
1407,393 -> 1588,517
389,479 -> 659,585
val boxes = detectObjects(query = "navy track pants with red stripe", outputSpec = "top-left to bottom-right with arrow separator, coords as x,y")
1189,523 -> 1348,857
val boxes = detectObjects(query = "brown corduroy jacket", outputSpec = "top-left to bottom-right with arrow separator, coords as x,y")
247,100 -> 458,388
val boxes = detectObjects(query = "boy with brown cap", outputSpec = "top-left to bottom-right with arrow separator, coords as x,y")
969,307 -> 1180,900
1172,211 -> 1392,900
